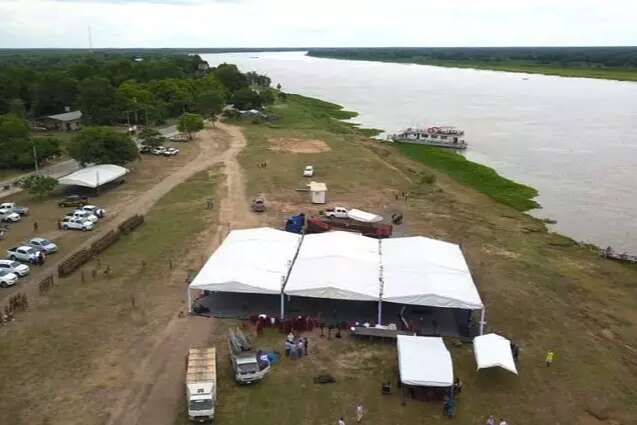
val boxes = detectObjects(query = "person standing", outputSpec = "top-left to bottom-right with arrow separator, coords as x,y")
338,417 -> 345,425
486,415 -> 496,425
499,419 -> 508,425
356,404 -> 364,423
303,337 -> 309,356
545,350 -> 554,367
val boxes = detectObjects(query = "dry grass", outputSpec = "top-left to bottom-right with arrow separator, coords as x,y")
268,137 -> 331,154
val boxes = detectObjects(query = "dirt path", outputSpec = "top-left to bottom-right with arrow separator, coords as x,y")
105,122 -> 260,425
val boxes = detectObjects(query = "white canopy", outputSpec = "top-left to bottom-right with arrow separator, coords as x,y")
382,237 -> 483,310
347,208 -> 383,223
473,333 -> 518,375
189,228 -> 301,294
58,165 -> 129,188
397,335 -> 453,387
285,232 -> 380,300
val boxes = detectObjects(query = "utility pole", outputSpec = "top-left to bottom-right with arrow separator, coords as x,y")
32,144 -> 39,175
88,26 -> 93,52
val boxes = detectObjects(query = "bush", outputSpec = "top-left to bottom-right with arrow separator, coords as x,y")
68,127 -> 139,166
21,175 -> 58,197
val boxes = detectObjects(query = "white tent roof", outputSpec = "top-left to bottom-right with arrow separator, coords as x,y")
473,333 -> 518,375
347,209 -> 383,223
397,335 -> 453,387
58,164 -> 129,188
284,231 -> 380,301
189,228 -> 301,294
381,237 -> 483,310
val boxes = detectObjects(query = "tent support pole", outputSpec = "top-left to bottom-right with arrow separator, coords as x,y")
280,291 -> 285,320
187,287 -> 192,314
479,308 -> 486,335
377,300 -> 383,325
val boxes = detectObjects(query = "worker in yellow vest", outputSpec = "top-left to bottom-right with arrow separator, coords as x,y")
545,350 -> 555,367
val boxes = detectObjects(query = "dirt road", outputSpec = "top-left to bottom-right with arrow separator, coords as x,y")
105,122 -> 260,425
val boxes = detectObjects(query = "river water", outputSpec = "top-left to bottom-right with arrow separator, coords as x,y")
201,52 -> 637,252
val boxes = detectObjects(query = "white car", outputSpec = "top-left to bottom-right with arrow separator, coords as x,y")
27,237 -> 58,254
163,147 -> 179,156
81,205 -> 105,218
0,210 -> 20,223
0,259 -> 30,277
62,217 -> 94,231
303,165 -> 314,177
152,147 -> 167,155
0,270 -> 18,288
69,210 -> 98,223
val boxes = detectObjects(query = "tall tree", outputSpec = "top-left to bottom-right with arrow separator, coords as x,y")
68,127 -> 138,166
138,128 -> 165,148
32,71 -> 79,116
78,77 -> 118,124
212,64 -> 249,93
231,88 -> 263,110
177,113 -> 204,140
194,91 -> 224,123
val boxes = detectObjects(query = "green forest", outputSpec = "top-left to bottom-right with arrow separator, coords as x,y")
0,52 -> 273,171
308,46 -> 637,81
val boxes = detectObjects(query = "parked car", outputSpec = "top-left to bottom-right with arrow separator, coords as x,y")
303,165 -> 314,177
58,195 -> 89,208
0,210 -> 20,223
0,269 -> 18,288
0,202 -> 29,216
163,147 -> 179,156
80,205 -> 105,218
140,146 -> 154,154
27,237 -> 58,254
0,259 -> 30,277
151,147 -> 167,155
61,217 -> 94,231
7,245 -> 38,263
325,206 -> 349,219
68,210 -> 98,223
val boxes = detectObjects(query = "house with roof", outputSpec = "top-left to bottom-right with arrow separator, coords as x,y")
37,110 -> 82,132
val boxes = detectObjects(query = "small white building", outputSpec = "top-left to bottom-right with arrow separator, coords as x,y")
308,181 -> 327,204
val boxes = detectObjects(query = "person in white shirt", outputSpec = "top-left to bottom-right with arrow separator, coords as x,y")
499,419 -> 508,425
486,415 -> 495,425
338,417 -> 345,425
356,404 -> 364,423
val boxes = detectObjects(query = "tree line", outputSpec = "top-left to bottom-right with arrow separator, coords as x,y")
0,53 -> 275,171
308,47 -> 637,68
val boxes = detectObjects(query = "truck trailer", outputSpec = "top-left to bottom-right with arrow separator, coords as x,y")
186,347 -> 217,423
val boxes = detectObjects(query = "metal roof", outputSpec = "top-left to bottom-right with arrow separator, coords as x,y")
46,111 -> 82,122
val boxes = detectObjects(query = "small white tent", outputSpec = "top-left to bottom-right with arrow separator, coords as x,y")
58,164 -> 128,188
473,333 -> 518,375
397,335 -> 453,387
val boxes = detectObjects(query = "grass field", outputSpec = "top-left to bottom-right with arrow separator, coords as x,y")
0,168 -> 221,424
397,144 -> 539,211
307,52 -> 637,82
216,93 -> 637,425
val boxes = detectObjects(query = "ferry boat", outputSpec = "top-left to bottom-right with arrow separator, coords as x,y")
389,126 -> 467,149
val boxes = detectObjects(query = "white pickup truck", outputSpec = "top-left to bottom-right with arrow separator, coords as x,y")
325,206 -> 349,219
0,202 -> 29,216
7,246 -> 38,263
61,217 -> 94,231
186,347 -> 216,423
228,328 -> 271,384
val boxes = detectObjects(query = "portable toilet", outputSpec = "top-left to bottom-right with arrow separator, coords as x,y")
308,181 -> 327,204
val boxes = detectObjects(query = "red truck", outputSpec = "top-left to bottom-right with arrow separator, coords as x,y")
305,216 -> 392,239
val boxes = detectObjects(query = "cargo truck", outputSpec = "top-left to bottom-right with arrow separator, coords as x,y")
186,347 -> 216,423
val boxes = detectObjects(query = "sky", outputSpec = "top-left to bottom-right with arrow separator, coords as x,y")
0,0 -> 635,48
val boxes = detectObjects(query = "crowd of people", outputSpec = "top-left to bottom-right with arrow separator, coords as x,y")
285,331 -> 308,359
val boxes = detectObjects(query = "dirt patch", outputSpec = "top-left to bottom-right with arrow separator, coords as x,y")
268,137 -> 331,154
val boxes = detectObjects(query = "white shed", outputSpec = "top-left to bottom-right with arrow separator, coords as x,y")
308,181 -> 327,204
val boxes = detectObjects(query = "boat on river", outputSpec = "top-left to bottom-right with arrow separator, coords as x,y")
600,246 -> 637,264
389,126 -> 467,149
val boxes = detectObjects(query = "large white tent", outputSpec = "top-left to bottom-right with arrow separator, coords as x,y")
381,237 -> 483,310
473,333 -> 518,375
397,335 -> 453,387
58,164 -> 129,188
189,228 -> 301,295
188,228 -> 486,332
285,231 -> 380,301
